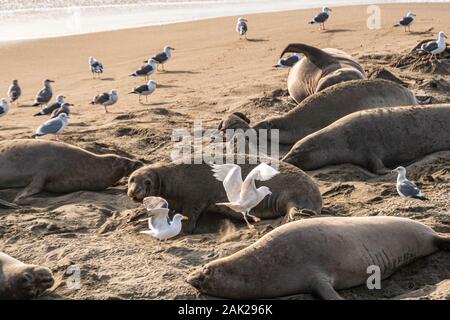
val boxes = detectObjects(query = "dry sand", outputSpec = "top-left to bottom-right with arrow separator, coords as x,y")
0,3 -> 449,300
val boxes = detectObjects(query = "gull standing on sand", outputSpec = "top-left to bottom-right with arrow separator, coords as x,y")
0,98 -> 9,118
394,12 -> 416,32
129,80 -> 156,104
34,113 -> 68,140
33,95 -> 65,116
211,163 -> 279,229
89,56 -> 104,78
32,79 -> 54,107
149,46 -> 175,71
140,196 -> 189,243
236,17 -> 248,39
392,166 -> 428,201
51,102 -> 73,119
309,7 -> 332,30
130,59 -> 157,81
274,53 -> 302,68
418,31 -> 447,61
8,80 -> 21,104
90,89 -> 118,113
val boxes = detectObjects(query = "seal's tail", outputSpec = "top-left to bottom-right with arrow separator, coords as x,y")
436,234 -> 450,251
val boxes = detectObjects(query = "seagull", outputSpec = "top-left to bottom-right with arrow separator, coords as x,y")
33,95 -> 65,116
273,53 -> 302,68
0,98 -> 9,118
148,46 -> 175,71
392,166 -> 428,201
32,79 -> 54,107
130,59 -> 157,81
140,196 -> 189,243
309,7 -> 332,30
394,12 -> 416,32
51,102 -> 72,119
8,80 -> 21,104
236,17 -> 248,39
129,80 -> 157,104
89,56 -> 104,78
90,89 -> 118,113
418,31 -> 447,61
34,113 -> 68,140
211,162 -> 279,229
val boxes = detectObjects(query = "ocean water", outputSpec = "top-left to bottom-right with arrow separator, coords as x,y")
0,0 -> 445,41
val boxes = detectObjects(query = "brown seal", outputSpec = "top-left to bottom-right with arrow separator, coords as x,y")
127,155 -> 322,233
219,79 -> 417,145
281,43 -> 367,103
187,216 -> 450,299
282,105 -> 450,174
0,252 -> 54,300
0,139 -> 144,202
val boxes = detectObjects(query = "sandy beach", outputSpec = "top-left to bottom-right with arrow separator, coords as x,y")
0,3 -> 449,299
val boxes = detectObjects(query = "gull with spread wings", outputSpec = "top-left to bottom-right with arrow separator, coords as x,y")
211,163 -> 279,229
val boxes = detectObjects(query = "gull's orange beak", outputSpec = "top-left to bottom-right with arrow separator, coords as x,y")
182,216 -> 189,220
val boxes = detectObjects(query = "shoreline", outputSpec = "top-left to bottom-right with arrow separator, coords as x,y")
0,0 -> 448,43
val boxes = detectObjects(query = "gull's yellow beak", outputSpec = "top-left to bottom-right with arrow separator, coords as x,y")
182,215 -> 189,220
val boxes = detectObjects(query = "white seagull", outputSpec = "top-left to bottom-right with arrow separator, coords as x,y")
129,80 -> 157,104
0,98 -> 9,118
140,196 -> 189,242
419,31 -> 447,61
130,59 -> 157,80
394,12 -> 416,32
211,162 -> 279,229
89,56 -> 104,78
34,95 -> 65,116
148,46 -> 175,71
392,166 -> 428,201
90,89 -> 118,113
32,79 -> 54,107
35,113 -> 69,140
274,53 -> 302,68
8,80 -> 21,104
309,7 -> 332,30
236,17 -> 248,39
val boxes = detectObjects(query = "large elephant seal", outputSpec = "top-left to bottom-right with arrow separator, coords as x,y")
283,105 -> 450,174
187,216 -> 450,299
0,252 -> 54,299
281,43 -> 367,103
0,139 -> 144,202
127,155 -> 322,233
219,80 -> 417,145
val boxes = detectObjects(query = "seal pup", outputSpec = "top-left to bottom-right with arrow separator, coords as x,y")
0,139 -> 144,202
128,155 -> 322,234
280,43 -> 366,103
219,80 -> 417,146
0,252 -> 54,300
187,216 -> 450,299
283,105 -> 450,174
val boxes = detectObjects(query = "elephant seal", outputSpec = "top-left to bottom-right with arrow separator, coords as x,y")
0,252 -> 54,299
127,155 -> 322,233
219,80 -> 417,145
281,43 -> 367,103
187,216 -> 450,299
283,105 -> 450,174
0,139 -> 144,202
